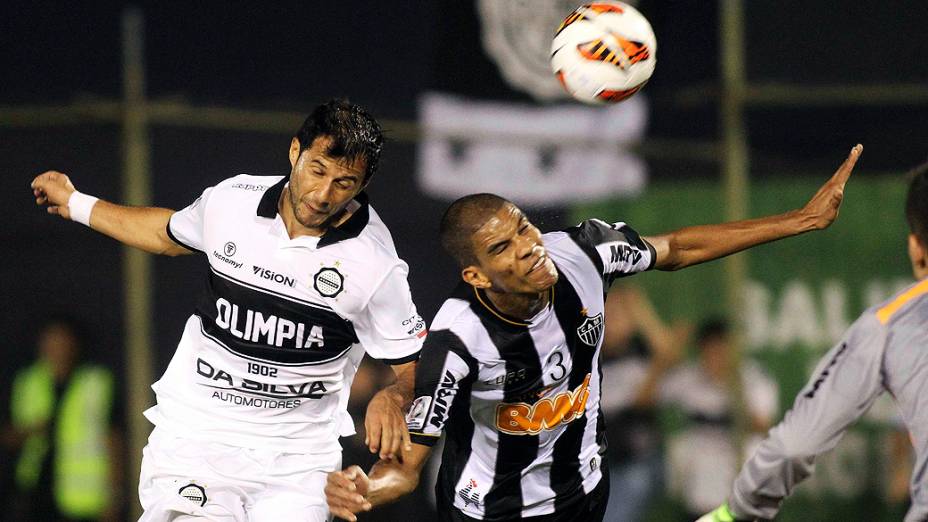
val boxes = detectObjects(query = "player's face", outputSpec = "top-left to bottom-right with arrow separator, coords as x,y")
468,203 -> 559,294
287,136 -> 366,231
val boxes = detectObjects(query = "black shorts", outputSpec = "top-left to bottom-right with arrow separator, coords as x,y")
437,472 -> 609,522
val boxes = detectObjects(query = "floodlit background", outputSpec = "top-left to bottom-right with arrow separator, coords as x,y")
2,1 -> 927,520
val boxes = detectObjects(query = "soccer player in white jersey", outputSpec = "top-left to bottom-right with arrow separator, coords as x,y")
325,145 -> 862,522
30,99 -> 425,522
697,164 -> 928,522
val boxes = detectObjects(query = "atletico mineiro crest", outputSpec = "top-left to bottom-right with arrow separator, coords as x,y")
577,308 -> 604,347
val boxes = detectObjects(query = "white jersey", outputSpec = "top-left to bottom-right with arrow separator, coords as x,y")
144,174 -> 425,453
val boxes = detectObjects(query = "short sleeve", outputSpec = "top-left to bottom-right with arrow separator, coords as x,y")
566,219 -> 655,287
354,263 -> 426,364
166,186 -> 214,253
406,329 -> 477,447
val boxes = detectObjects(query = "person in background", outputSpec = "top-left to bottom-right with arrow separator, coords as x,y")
635,319 -> 778,521
699,163 -> 928,522
2,316 -> 124,522
599,286 -> 689,522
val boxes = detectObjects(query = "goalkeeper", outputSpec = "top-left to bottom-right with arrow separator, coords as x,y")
699,162 -> 928,522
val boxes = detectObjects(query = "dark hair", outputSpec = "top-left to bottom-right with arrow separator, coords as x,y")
294,99 -> 384,183
696,317 -> 730,347
906,161 -> 928,246
440,193 -> 511,268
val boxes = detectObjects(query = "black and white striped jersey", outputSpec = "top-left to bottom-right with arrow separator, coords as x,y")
145,174 -> 425,453
407,219 -> 655,520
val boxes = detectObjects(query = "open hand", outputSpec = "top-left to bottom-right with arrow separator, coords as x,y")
799,144 -> 862,230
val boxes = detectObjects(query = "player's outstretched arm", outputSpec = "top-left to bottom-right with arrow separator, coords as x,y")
31,170 -> 191,256
643,144 -> 862,271
325,443 -> 432,522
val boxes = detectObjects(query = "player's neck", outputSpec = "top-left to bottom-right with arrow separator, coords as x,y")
485,288 -> 550,321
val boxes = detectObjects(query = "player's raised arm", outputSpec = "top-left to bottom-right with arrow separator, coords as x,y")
643,144 -> 862,271
31,170 -> 192,256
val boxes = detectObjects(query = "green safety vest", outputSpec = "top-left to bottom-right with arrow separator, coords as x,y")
11,361 -> 114,518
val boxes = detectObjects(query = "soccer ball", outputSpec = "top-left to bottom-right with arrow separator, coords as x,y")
550,1 -> 657,104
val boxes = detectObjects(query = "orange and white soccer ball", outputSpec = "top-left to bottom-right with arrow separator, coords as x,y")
550,1 -> 657,104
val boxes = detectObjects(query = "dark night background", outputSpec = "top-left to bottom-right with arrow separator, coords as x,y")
1,1 -> 927,520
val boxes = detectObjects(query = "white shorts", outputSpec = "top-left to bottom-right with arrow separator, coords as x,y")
139,427 -> 341,522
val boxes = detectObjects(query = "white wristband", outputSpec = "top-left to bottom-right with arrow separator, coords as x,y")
68,191 -> 99,227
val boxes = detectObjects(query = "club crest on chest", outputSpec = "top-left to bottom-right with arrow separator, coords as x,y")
576,307 -> 604,347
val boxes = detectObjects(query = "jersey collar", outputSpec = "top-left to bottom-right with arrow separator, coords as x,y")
256,176 -> 371,248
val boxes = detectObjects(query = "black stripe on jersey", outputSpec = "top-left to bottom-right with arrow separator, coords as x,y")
550,270 -> 600,512
472,299 -> 545,520
165,222 -> 204,254
196,269 -> 359,365
198,319 -> 352,367
566,225 -> 605,276
381,350 -> 421,366
412,331 -> 481,512
410,329 -> 478,447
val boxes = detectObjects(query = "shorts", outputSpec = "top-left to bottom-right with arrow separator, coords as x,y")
437,472 -> 609,522
139,427 -> 341,522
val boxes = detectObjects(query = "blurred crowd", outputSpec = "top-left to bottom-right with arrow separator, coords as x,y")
1,288 -> 915,521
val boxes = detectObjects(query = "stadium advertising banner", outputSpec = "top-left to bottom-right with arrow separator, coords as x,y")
575,176 -> 912,521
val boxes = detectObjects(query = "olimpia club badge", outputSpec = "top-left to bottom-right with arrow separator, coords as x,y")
178,483 -> 207,507
313,266 -> 344,298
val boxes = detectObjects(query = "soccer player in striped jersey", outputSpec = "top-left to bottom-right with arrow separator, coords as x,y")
326,145 -> 862,522
697,163 -> 928,522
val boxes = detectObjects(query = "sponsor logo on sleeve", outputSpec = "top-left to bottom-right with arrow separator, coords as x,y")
406,396 -> 432,430
403,314 -> 427,338
427,370 -> 459,429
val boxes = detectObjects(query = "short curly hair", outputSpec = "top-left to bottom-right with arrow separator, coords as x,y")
294,99 -> 384,184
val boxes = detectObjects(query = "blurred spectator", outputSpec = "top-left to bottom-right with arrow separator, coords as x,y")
636,318 -> 779,521
599,286 -> 690,522
1,316 -> 124,522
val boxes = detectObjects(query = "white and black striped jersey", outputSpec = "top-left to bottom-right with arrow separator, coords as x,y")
406,219 -> 655,520
144,174 -> 425,453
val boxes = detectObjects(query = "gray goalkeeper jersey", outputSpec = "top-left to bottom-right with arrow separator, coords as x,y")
729,277 -> 928,522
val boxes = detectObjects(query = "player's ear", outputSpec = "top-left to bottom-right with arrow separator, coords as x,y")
908,233 -> 928,276
289,138 -> 301,168
462,266 -> 491,289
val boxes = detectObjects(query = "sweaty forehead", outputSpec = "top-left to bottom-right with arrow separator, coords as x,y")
305,136 -> 366,176
474,204 -> 523,241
